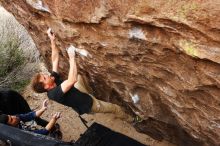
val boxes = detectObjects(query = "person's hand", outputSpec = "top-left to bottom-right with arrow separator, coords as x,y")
42,99 -> 49,110
67,45 -> 76,59
52,112 -> 61,120
47,28 -> 55,41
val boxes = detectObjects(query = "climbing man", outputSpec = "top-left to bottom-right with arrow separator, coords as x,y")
0,99 -> 61,136
31,28 -> 137,123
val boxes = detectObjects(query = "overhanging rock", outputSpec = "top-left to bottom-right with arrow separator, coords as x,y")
0,1 -> 220,145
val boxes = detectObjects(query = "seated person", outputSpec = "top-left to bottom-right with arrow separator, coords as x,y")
0,89 -> 48,127
0,99 -> 61,135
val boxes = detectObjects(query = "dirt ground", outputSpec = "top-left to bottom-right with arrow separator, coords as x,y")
22,84 -> 174,146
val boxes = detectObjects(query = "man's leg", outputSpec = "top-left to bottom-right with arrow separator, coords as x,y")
74,75 -> 133,122
91,96 -> 133,122
74,75 -> 92,94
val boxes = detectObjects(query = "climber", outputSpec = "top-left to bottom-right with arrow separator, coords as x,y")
0,99 -> 61,135
31,28 -> 138,123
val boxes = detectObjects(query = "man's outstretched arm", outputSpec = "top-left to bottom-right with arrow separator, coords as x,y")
18,99 -> 49,122
61,47 -> 78,93
45,112 -> 61,131
35,99 -> 48,117
47,28 -> 59,73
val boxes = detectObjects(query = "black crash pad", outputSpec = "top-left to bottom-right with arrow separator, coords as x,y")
76,123 -> 147,146
0,123 -> 76,146
0,122 -> 146,146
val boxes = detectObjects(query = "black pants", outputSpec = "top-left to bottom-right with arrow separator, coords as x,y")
0,89 -> 48,127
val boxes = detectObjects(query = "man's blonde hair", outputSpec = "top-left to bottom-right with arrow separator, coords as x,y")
31,73 -> 47,93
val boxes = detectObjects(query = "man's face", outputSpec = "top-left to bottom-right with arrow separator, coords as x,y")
7,115 -> 19,126
39,74 -> 55,89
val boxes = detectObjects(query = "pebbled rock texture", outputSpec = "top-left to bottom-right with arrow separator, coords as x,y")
1,0 -> 220,145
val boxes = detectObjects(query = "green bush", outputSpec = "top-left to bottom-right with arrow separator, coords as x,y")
0,38 -> 25,76
0,35 -> 29,91
11,79 -> 30,92
0,8 -> 41,91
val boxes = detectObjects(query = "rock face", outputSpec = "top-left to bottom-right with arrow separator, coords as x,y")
1,0 -> 219,145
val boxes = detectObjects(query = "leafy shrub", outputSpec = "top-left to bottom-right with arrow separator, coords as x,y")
0,38 -> 25,76
0,7 -> 40,91
0,35 -> 29,91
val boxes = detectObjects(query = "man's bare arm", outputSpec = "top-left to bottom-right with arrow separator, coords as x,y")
45,112 -> 61,131
35,99 -> 48,117
47,28 -> 59,73
61,47 -> 78,93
